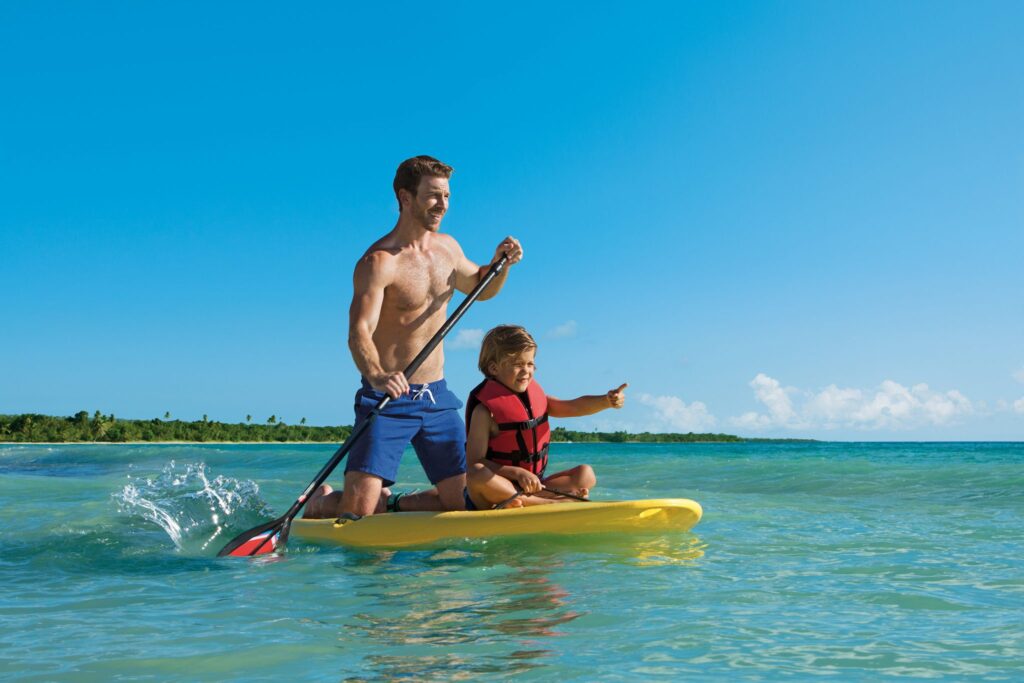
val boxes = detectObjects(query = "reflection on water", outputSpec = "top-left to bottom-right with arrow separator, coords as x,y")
353,651 -> 549,681
329,532 -> 704,680
487,573 -> 580,638
477,532 -> 706,567
344,564 -> 574,678
628,535 -> 706,566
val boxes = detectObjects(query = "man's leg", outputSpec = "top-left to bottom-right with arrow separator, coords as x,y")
409,403 -> 468,511
302,482 -> 390,519
341,389 -> 419,515
387,472 -> 466,511
339,471 -> 388,517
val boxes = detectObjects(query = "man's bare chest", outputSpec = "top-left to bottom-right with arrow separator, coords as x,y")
385,252 -> 455,312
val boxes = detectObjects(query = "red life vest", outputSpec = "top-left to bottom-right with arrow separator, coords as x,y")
466,378 -> 550,477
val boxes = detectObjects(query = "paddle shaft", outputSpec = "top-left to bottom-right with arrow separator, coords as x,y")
222,254 -> 508,556
494,484 -> 592,509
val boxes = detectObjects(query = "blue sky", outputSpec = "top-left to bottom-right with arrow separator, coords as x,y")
2,2 -> 1022,440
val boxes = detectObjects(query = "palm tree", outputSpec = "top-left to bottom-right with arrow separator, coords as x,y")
164,412 -> 171,420
268,415 -> 276,424
300,417 -> 307,425
246,414 -> 252,423
92,411 -> 110,439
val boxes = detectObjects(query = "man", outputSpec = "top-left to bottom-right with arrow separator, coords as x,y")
304,155 -> 523,518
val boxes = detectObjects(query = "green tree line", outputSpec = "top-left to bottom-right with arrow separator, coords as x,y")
548,427 -> 745,443
548,428 -> 812,443
0,411 -> 351,443
0,412 -> 811,444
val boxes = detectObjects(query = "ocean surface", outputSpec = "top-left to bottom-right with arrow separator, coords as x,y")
1,442 -> 1021,681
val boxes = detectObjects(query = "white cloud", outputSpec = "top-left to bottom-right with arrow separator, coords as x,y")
730,374 -> 974,431
731,411 -> 773,430
1013,367 -> 1024,384
639,393 -> 717,432
749,373 -> 803,427
1014,398 -> 1024,414
448,328 -> 484,350
548,320 -> 578,339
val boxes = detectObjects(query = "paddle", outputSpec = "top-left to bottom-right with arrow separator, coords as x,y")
494,484 -> 592,509
218,254 -> 510,557
542,485 -> 591,502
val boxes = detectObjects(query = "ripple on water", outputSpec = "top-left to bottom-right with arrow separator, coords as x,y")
1,442 -> 1022,680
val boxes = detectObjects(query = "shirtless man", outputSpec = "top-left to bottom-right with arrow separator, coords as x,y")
304,156 -> 523,518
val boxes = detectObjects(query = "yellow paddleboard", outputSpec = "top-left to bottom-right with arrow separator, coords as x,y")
290,498 -> 702,549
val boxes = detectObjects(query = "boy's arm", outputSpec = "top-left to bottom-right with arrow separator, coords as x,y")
547,383 -> 628,418
466,404 -> 496,467
467,404 -> 543,492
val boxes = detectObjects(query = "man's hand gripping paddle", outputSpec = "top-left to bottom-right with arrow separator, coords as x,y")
217,255 -> 510,557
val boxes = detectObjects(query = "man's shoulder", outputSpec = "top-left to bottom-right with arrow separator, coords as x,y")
355,239 -> 401,281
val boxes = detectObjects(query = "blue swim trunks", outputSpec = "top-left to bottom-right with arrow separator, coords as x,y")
345,378 -> 466,487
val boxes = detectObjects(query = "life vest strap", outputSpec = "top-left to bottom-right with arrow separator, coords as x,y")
496,413 -> 549,432
486,444 -> 549,466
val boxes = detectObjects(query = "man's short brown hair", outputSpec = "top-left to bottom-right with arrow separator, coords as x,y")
478,325 -> 537,375
393,155 -> 454,211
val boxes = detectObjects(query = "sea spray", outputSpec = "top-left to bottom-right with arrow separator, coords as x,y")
114,460 -> 273,554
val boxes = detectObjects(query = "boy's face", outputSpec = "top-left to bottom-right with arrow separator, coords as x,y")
489,348 -> 536,394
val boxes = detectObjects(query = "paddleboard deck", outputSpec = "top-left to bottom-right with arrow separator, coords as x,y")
290,498 -> 702,548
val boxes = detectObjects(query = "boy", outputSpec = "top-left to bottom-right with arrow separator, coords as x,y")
465,325 -> 627,509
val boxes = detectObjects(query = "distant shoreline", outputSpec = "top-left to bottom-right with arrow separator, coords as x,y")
1,412 -> 816,444
4,439 -> 806,446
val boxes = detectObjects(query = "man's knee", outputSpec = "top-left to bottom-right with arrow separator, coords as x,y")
342,470 -> 384,516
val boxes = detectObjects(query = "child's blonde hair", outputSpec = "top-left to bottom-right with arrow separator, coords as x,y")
478,325 -> 537,375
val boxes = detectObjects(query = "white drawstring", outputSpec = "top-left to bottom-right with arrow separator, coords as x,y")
411,384 -> 435,404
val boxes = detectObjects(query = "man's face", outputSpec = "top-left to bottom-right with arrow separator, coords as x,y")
405,176 -> 450,231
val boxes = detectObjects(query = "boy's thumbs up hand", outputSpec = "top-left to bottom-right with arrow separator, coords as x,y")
607,383 -> 628,409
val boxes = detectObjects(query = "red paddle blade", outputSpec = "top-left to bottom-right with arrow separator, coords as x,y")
217,517 -> 287,557
226,529 -> 279,557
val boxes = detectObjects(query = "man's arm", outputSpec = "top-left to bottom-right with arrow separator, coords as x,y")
547,384 -> 628,418
348,252 -> 409,398
451,236 -> 523,299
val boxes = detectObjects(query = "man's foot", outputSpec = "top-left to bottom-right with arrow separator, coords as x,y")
301,484 -> 391,519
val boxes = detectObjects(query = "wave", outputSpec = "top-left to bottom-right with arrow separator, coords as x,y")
113,461 -> 274,554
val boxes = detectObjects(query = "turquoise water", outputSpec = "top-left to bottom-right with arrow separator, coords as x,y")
1,442 -> 1021,681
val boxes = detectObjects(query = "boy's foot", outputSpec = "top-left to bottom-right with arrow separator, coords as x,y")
540,485 -> 589,501
301,484 -> 391,519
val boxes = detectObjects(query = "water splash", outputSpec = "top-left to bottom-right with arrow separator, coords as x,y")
114,461 -> 273,554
